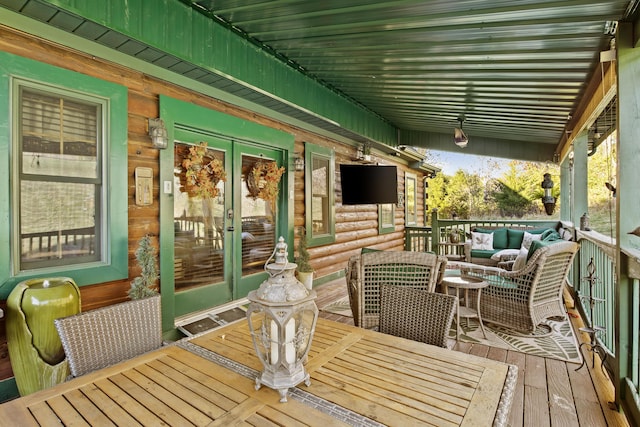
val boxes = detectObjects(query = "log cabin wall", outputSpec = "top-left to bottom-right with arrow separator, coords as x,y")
0,25 -> 426,384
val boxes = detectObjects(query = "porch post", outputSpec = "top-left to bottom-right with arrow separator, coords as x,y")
572,130 -> 589,226
616,21 -> 640,411
431,208 -> 440,253
616,27 -> 640,250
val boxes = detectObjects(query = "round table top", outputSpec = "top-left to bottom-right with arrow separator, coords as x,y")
441,274 -> 488,290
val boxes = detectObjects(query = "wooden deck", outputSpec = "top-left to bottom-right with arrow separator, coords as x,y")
315,278 -> 630,427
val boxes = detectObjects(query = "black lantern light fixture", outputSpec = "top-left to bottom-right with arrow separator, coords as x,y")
541,173 -> 556,215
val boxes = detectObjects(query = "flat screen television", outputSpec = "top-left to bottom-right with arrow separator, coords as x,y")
340,164 -> 398,205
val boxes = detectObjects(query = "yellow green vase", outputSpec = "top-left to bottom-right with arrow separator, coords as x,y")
7,277 -> 81,395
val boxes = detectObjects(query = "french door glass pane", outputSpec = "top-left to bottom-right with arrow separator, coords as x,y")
241,155 -> 277,276
174,143 -> 225,292
311,156 -> 329,234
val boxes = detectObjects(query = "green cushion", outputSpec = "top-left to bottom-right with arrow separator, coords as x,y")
361,247 -> 382,254
528,227 -> 550,234
470,249 -> 496,259
507,229 -> 525,249
474,227 -> 508,249
526,239 -> 559,260
541,229 -> 561,241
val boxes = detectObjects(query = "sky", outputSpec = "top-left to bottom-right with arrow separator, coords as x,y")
430,150 -> 511,177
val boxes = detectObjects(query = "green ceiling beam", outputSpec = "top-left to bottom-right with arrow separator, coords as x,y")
39,0 -> 397,145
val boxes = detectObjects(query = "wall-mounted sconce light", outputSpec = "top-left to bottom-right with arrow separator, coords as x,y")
148,118 -> 168,149
355,142 -> 371,162
541,172 -> 555,215
294,153 -> 305,171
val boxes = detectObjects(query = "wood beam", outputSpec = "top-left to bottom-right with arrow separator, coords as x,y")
557,62 -> 616,161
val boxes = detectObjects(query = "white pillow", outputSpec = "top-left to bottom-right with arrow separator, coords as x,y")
471,231 -> 493,250
512,248 -> 529,271
490,248 -> 520,261
521,232 -> 542,250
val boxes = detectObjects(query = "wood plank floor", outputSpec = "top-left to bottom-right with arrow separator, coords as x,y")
314,278 -> 630,427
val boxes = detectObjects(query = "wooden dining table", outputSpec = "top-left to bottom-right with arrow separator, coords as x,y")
0,317 -> 516,426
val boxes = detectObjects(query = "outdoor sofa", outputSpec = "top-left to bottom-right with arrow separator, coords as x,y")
464,223 -> 574,267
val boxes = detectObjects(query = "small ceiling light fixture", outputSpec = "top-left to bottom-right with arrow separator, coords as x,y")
148,118 -> 168,149
454,117 -> 468,148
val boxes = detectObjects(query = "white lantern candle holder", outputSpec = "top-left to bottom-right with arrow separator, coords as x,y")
246,237 -> 318,403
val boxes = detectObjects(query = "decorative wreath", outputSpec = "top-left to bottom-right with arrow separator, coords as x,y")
246,160 -> 286,202
181,142 -> 226,198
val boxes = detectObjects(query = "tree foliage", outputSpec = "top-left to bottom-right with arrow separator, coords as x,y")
587,137 -> 617,235
427,158 -> 560,221
425,138 -> 615,231
427,170 -> 488,219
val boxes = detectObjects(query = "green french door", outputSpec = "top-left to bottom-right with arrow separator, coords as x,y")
172,128 -> 285,318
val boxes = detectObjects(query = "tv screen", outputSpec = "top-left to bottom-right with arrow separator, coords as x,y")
340,164 -> 398,205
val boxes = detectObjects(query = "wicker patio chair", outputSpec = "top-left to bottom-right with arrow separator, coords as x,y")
55,295 -> 163,378
345,250 -> 447,329
379,284 -> 457,348
460,241 -> 579,334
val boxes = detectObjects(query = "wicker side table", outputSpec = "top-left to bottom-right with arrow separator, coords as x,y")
442,275 -> 489,341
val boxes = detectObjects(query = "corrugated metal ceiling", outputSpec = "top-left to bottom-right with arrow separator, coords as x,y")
187,0 -> 632,151
2,0 -> 636,159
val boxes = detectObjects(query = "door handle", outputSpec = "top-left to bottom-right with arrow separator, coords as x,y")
226,209 -> 234,231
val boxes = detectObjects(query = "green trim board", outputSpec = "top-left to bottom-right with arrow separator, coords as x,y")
313,269 -> 344,288
0,7 -> 352,149
304,142 -> 335,247
11,0 -> 397,146
0,50 -> 128,299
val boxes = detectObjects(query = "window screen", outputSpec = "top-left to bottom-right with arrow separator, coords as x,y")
18,87 -> 102,269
